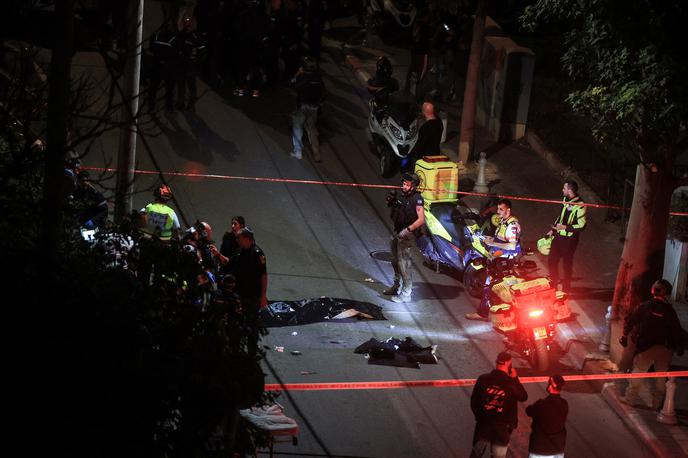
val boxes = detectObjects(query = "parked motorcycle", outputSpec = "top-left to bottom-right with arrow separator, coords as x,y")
368,95 -> 419,177
417,201 -> 494,297
367,0 -> 417,37
417,199 -> 569,370
485,263 -> 570,371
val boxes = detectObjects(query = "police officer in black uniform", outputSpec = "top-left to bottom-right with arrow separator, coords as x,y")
231,228 -> 268,309
173,16 -> 206,110
230,228 -> 267,356
384,172 -> 425,303
148,19 -> 177,112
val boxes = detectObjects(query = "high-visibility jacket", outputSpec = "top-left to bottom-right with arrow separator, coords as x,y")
141,202 -> 179,240
555,196 -> 586,237
494,215 -> 521,257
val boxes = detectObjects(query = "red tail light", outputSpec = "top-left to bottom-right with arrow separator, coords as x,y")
528,309 -> 544,318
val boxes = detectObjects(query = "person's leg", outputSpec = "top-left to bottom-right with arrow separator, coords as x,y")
397,238 -> 413,298
478,275 -> 492,318
177,66 -> 187,107
470,439 -> 489,458
304,106 -> 320,161
148,64 -> 162,109
291,109 -> 305,158
385,235 -> 401,294
624,348 -> 654,404
561,237 -> 578,292
163,69 -> 176,110
548,237 -> 563,289
188,71 -> 197,108
651,346 -> 673,409
490,442 -> 508,458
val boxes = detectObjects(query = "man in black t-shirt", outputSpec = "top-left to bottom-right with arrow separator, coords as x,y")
384,173 -> 425,303
526,375 -> 568,457
410,102 -> 444,164
291,57 -> 325,161
470,352 -> 528,458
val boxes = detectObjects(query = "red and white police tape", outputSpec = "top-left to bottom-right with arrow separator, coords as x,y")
82,167 -> 688,216
264,371 -> 688,392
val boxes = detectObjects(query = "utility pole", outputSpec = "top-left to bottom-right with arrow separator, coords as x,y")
458,0 -> 489,166
114,0 -> 144,222
42,0 -> 74,268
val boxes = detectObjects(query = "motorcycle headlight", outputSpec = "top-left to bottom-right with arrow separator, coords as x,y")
390,125 -> 403,140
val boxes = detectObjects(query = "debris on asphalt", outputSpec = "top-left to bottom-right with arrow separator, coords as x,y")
291,331 -> 298,336
275,346 -> 284,352
363,277 -> 375,283
389,325 -> 395,329
260,297 -> 387,327
300,371 -> 317,375
290,350 -> 302,355
329,340 -> 344,344
354,337 -> 438,369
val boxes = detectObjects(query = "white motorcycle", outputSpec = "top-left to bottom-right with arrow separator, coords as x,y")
368,95 -> 419,178
367,0 -> 417,33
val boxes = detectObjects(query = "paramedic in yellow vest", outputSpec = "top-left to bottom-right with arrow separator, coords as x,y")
484,199 -> 522,259
140,185 -> 181,241
466,198 -> 521,321
547,180 -> 586,293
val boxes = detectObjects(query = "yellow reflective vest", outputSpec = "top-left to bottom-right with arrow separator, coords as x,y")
141,202 -> 177,240
555,196 -> 586,237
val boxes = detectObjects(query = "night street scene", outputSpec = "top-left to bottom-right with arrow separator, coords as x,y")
5,0 -> 688,457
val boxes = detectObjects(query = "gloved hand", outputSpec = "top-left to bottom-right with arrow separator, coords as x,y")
398,228 -> 413,240
619,335 -> 628,347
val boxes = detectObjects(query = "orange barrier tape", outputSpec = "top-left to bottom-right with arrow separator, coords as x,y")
82,167 -> 688,216
264,371 -> 688,392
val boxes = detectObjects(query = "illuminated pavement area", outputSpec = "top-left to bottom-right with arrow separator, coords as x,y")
80,6 -> 677,458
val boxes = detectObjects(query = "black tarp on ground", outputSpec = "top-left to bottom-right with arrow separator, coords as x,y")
259,297 -> 387,327
354,337 -> 438,369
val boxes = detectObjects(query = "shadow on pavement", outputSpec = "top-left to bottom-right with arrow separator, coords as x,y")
182,110 -> 240,163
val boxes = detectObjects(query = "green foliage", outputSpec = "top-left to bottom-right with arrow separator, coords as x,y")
521,0 -> 688,161
1,111 -> 267,458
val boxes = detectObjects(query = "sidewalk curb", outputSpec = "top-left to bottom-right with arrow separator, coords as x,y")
601,383 -> 674,458
524,130 -> 604,205
345,55 -> 372,88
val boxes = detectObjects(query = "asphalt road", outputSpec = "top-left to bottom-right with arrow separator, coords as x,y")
82,7 -> 652,458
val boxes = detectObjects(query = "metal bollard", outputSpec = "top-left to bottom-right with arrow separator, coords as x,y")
657,377 -> 678,425
473,151 -> 489,193
599,305 -> 612,352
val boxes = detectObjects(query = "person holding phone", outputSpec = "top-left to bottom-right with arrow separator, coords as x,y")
470,352 -> 528,457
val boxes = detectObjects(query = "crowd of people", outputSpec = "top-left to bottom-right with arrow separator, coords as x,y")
146,0 -> 333,111
138,184 -> 269,335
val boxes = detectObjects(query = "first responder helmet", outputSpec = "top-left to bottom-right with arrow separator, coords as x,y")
376,56 -> 392,79
154,184 -> 173,202
198,221 -> 212,241
537,235 -> 553,256
401,172 -> 420,188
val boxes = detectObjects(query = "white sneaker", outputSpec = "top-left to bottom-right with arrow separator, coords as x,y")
391,294 -> 411,303
290,151 -> 302,159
